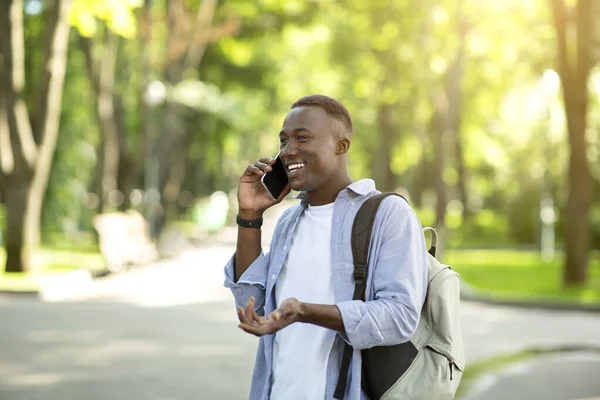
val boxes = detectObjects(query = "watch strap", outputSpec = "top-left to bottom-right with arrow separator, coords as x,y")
236,214 -> 263,228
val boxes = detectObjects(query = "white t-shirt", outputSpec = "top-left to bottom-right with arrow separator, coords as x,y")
271,202 -> 337,400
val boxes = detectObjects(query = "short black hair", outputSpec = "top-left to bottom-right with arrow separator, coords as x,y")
291,95 -> 353,134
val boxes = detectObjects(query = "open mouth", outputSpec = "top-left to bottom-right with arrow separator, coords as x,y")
286,162 -> 306,176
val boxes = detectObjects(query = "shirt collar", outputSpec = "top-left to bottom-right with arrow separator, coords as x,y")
294,179 -> 376,201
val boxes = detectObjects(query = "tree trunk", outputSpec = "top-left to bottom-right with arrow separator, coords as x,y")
3,179 -> 32,272
551,0 -> 594,286
79,32 -> 121,212
164,113 -> 194,220
153,0 -> 220,228
563,99 -> 592,285
431,93 -> 448,259
455,131 -> 470,219
0,0 -> 72,273
374,104 -> 397,192
114,94 -> 135,211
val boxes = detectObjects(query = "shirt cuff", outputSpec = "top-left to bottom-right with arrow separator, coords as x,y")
335,300 -> 383,350
223,251 -> 268,289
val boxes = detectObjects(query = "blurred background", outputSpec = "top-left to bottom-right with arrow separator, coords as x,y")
0,0 -> 600,399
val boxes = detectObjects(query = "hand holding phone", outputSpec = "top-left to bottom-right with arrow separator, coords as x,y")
238,155 -> 290,218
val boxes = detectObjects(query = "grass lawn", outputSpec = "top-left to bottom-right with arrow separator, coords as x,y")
446,249 -> 600,305
0,248 -> 106,292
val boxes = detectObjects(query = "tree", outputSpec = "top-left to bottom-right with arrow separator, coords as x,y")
79,30 -> 123,213
431,0 -> 467,258
0,0 -> 72,273
551,0 -> 597,285
74,0 -> 145,213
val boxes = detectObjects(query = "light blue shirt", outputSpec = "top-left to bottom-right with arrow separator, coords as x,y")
224,179 -> 428,400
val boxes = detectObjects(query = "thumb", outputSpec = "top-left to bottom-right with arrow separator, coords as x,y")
271,310 -> 282,321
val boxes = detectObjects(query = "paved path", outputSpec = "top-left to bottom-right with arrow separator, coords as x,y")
1,245 -> 599,399
464,351 -> 600,400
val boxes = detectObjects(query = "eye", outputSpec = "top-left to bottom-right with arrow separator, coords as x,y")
280,138 -> 288,146
297,135 -> 307,141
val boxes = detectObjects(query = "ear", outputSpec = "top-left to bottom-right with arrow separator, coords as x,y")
336,138 -> 351,155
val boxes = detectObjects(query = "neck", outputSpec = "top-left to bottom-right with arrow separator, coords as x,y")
306,173 -> 353,206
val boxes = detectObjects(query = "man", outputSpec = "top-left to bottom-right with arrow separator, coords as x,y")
224,95 -> 428,399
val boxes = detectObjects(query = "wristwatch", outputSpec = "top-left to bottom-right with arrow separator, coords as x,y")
236,214 -> 263,229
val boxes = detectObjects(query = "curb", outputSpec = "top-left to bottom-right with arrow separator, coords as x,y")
0,289 -> 38,297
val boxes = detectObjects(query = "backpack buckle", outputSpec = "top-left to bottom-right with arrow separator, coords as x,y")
354,264 -> 367,283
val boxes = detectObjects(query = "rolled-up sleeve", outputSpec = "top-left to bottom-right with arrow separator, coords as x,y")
336,203 -> 428,350
223,252 -> 269,316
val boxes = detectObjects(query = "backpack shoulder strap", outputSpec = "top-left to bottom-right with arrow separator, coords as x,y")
334,191 -> 405,399
350,192 -> 403,301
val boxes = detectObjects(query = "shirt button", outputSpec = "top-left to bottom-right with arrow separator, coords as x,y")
271,274 -> 276,280
351,202 -> 355,206
284,246 -> 288,251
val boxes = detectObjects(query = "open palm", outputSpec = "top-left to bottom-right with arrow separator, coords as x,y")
237,297 -> 300,337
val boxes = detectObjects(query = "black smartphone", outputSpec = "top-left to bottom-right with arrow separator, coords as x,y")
261,153 -> 289,200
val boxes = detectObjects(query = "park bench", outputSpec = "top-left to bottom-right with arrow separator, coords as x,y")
94,210 -> 159,273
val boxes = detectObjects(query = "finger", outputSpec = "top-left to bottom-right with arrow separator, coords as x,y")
258,157 -> 275,165
239,323 -> 266,337
245,297 -> 255,321
237,306 -> 250,324
254,161 -> 272,172
271,310 -> 282,321
243,165 -> 264,177
264,309 -> 281,322
249,303 -> 262,323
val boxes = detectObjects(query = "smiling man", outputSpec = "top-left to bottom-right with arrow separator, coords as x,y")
223,95 -> 428,400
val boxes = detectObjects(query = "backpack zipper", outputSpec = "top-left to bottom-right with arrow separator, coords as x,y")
427,345 -> 456,381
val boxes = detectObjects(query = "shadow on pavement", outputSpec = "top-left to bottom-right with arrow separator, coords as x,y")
0,299 -> 256,400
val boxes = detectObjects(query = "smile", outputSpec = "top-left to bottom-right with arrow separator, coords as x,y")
287,162 -> 306,176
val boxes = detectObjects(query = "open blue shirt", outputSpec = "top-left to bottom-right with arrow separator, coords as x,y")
224,179 -> 428,400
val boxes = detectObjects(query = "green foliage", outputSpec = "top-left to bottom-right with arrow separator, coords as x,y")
22,0 -> 599,252
70,0 -> 141,38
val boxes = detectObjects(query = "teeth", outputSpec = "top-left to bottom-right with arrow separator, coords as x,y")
288,163 -> 305,171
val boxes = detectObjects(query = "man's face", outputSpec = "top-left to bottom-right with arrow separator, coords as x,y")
279,106 -> 342,192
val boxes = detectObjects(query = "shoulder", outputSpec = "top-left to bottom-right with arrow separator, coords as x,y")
369,193 -> 422,236
375,193 -> 414,217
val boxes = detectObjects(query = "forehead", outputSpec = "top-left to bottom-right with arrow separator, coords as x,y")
281,106 -> 331,133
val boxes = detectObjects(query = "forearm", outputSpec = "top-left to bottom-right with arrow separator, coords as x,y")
234,211 -> 263,282
336,298 -> 419,349
297,302 -> 345,332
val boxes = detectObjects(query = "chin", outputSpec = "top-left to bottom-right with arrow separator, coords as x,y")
289,178 -> 310,192
290,181 -> 305,192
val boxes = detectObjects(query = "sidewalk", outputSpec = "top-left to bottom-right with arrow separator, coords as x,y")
77,245 -> 600,366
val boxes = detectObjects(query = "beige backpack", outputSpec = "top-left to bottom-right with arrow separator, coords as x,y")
334,193 -> 465,400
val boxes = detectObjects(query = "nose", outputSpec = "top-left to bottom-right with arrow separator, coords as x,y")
280,141 -> 299,160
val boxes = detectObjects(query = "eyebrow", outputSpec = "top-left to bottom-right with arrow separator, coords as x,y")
279,127 -> 312,136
